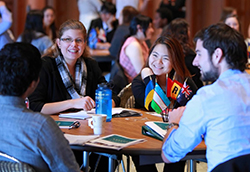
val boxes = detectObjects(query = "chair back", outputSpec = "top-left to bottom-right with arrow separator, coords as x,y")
118,83 -> 135,108
211,153 -> 250,172
109,61 -> 128,95
0,152 -> 35,172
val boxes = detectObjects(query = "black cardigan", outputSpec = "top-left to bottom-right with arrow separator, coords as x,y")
29,56 -> 120,112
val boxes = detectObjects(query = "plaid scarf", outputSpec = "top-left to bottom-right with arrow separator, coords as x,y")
55,55 -> 87,99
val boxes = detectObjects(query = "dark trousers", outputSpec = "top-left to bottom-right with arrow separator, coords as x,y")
132,155 -> 186,172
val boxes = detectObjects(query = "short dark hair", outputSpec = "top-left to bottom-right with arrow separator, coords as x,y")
156,7 -> 173,23
101,1 -> 116,15
129,15 -> 152,36
0,43 -> 42,96
194,23 -> 247,71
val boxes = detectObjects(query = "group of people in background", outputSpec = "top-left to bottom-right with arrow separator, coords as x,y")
1,0 -> 250,172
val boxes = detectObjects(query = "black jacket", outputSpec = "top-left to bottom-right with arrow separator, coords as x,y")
29,56 -> 120,112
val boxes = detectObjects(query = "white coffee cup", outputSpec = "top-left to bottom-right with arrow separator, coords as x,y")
88,114 -> 106,135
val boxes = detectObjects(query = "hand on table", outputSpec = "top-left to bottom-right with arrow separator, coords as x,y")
72,96 -> 95,111
169,106 -> 185,124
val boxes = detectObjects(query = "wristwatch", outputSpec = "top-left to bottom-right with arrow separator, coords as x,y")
167,123 -> 179,130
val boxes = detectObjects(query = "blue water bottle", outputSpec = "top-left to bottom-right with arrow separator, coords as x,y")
95,83 -> 112,122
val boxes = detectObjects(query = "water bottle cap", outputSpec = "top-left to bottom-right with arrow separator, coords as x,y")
98,83 -> 108,88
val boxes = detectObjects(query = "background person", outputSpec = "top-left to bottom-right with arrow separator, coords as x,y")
161,23 -> 250,172
112,0 -> 150,19
16,10 -> 53,55
223,14 -> 241,32
109,5 -> 139,60
151,7 -> 173,43
29,19 -> 120,115
0,1 -> 14,50
77,0 -> 102,31
88,1 -> 118,50
0,42 -> 80,172
119,14 -> 154,83
42,6 -> 57,41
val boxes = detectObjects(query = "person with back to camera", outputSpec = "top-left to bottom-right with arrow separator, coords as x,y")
161,18 -> 203,88
16,10 -> 53,55
0,1 -> 15,50
29,19 -> 120,115
109,5 -> 139,60
0,42 -> 80,172
119,14 -> 154,83
42,6 -> 57,41
132,36 -> 195,172
161,23 -> 250,172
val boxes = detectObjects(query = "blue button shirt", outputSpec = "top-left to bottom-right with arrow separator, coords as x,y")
162,69 -> 250,171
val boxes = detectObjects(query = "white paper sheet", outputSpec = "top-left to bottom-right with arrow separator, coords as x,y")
64,134 -> 99,145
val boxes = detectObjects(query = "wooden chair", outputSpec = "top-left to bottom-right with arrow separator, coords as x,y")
118,83 -> 135,108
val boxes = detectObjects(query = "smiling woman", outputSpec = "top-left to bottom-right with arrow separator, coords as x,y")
131,35 -> 193,172
28,19 -> 120,115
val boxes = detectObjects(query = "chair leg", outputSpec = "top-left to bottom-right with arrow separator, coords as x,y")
93,155 -> 102,172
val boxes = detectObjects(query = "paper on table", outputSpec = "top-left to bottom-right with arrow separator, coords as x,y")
59,108 -> 138,119
59,110 -> 92,119
64,134 -> 99,145
86,107 -> 138,116
85,134 -> 145,150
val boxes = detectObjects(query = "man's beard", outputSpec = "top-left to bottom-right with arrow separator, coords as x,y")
201,62 -> 219,82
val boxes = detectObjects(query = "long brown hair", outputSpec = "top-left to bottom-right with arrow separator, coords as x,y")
43,19 -> 91,59
146,36 -> 191,83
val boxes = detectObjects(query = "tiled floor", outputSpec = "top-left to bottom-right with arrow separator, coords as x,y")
118,156 -> 207,172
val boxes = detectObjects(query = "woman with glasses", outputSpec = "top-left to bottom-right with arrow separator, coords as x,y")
29,19 -> 120,115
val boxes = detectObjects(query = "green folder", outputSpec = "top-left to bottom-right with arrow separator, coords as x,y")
142,125 -> 164,141
55,121 -> 75,129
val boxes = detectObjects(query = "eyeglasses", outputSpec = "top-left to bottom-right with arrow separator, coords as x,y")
60,38 -> 85,45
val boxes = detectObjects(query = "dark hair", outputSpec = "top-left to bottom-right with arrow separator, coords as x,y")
129,15 -> 152,36
121,6 -> 139,25
21,10 -> 46,43
194,23 -> 247,71
220,7 -> 236,21
101,1 -> 116,15
146,36 -> 191,83
0,43 -> 42,96
161,18 -> 192,54
156,7 -> 173,24
42,6 -> 57,40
